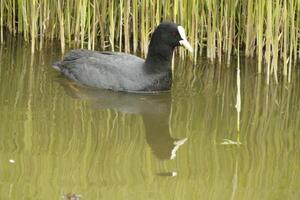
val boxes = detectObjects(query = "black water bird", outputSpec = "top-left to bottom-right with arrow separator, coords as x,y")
53,22 -> 193,93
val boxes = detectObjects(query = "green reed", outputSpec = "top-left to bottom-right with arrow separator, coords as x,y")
0,0 -> 3,43
1,0 -> 300,81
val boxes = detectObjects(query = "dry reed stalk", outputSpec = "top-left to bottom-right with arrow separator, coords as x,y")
0,0 -> 299,82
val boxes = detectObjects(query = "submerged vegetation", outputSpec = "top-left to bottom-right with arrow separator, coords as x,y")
0,0 -> 300,81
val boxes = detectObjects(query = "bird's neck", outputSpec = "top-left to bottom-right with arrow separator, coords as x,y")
145,35 -> 174,73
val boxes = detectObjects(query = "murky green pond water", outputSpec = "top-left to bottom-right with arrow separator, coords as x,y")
0,38 -> 300,200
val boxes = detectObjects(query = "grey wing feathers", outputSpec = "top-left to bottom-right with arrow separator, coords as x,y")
53,49 -> 146,91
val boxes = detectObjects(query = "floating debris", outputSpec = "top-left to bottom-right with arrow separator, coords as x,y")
9,159 -> 15,163
157,171 -> 178,177
63,193 -> 82,200
221,139 -> 242,145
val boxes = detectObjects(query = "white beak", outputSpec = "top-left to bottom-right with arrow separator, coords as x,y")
179,39 -> 193,52
178,26 -> 193,52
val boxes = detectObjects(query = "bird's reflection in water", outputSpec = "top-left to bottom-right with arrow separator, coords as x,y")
57,77 -> 187,160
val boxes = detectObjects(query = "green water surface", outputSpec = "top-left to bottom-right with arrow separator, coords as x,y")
0,38 -> 299,200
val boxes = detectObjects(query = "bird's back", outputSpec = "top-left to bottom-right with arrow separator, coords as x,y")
54,49 -> 148,91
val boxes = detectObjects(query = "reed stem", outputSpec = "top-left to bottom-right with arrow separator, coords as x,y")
1,0 -> 299,81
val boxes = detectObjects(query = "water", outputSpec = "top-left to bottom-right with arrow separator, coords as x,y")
0,38 -> 300,200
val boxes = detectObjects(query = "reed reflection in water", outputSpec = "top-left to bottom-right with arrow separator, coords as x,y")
0,38 -> 299,199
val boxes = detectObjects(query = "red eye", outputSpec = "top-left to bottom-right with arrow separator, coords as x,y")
171,32 -> 177,36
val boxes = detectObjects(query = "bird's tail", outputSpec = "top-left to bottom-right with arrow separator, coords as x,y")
52,61 -> 62,71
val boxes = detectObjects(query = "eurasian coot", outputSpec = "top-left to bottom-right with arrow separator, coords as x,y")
53,22 -> 193,93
